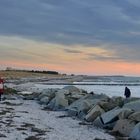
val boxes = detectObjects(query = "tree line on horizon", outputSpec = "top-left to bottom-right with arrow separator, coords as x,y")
5,67 -> 59,75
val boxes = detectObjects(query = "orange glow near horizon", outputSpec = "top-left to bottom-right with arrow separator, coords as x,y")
0,36 -> 140,76
1,59 -> 140,76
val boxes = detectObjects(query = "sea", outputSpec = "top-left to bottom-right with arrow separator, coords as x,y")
35,76 -> 140,98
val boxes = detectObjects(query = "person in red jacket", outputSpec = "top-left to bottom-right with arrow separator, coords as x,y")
0,78 -> 4,101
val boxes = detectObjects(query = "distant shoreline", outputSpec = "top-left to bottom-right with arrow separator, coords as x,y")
35,82 -> 140,86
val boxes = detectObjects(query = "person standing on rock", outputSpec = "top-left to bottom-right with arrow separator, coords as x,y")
0,78 -> 4,101
124,87 -> 131,98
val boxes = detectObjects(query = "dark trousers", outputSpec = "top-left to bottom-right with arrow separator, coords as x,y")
0,93 -> 2,101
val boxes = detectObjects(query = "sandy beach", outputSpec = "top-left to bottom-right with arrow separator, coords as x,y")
0,98 -> 114,140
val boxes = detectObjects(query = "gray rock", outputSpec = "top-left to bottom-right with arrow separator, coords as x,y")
39,96 -> 49,105
65,96 -> 78,105
128,112 -> 140,122
123,100 -> 140,112
63,86 -> 87,104
67,93 -> 109,117
46,98 -> 56,110
55,95 -> 68,108
113,119 -> 136,137
78,111 -> 86,119
65,93 -> 83,105
98,100 -> 119,112
67,108 -> 78,117
67,99 -> 92,117
130,122 -> 140,140
112,96 -> 124,107
66,92 -> 86,105
47,90 -> 68,110
38,89 -> 57,100
93,116 -> 116,130
56,89 -> 69,96
69,92 -> 85,100
123,97 -> 140,105
87,94 -> 109,101
78,99 -> 93,113
118,109 -> 134,120
63,86 -> 81,93
103,122 -> 116,130
101,108 -> 132,124
93,116 -> 104,128
85,105 -> 105,122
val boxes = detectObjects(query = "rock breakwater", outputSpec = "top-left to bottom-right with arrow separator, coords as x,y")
31,86 -> 140,140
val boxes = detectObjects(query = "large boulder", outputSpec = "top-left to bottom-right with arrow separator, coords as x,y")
65,96 -> 78,105
70,93 -> 85,99
65,92 -> 86,105
38,89 -> 58,101
45,87 -> 86,110
130,122 -> 140,140
123,100 -> 140,112
93,116 -> 115,130
111,96 -> 124,107
113,119 -> 136,137
85,105 -> 105,122
56,86 -> 82,105
123,97 -> 140,105
98,100 -> 119,112
55,91 -> 68,107
67,98 -> 93,117
63,86 -> 81,93
93,116 -> 104,128
47,97 -> 68,110
78,99 -> 92,113
54,90 -> 69,110
46,90 -> 69,110
128,112 -> 140,122
118,109 -> 134,120
88,94 -> 109,101
56,89 -> 69,96
39,96 -> 49,105
19,92 -> 40,100
67,92 -> 86,100
67,94 -> 109,117
46,98 -> 56,110
63,86 -> 87,104
101,108 -> 133,124
67,108 -> 78,117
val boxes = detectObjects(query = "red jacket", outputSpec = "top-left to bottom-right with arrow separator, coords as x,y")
0,78 -> 4,93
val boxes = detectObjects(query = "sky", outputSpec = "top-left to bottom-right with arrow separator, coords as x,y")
0,0 -> 140,75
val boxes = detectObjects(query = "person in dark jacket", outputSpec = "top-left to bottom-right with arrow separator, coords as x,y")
124,87 -> 131,98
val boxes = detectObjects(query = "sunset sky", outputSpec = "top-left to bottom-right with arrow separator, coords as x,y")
0,0 -> 140,75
